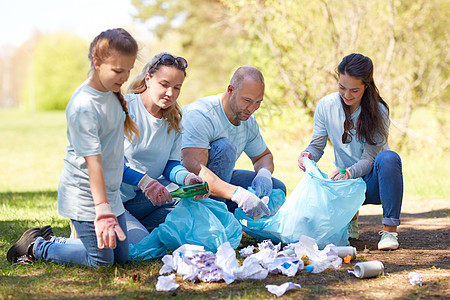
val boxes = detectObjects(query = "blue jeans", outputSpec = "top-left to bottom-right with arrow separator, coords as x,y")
124,178 -> 178,235
33,213 -> 128,268
363,150 -> 403,226
206,138 -> 287,213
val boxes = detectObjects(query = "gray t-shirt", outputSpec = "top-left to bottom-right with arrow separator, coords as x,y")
58,82 -> 125,221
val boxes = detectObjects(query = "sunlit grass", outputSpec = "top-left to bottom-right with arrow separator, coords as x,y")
1,107 -> 448,197
0,108 -> 449,299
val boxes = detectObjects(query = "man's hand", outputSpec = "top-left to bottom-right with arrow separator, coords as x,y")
251,168 -> 273,197
231,187 -> 270,218
94,202 -> 126,249
138,175 -> 172,205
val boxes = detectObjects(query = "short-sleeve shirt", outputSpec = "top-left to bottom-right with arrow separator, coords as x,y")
312,92 -> 388,168
181,93 -> 267,159
120,93 -> 182,202
58,82 -> 125,221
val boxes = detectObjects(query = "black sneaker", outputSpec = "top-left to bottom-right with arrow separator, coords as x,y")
40,225 -> 54,241
6,227 -> 41,263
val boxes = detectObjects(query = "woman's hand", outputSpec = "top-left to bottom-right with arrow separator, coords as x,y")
138,175 -> 172,205
297,151 -> 311,172
184,173 -> 210,200
329,168 -> 351,181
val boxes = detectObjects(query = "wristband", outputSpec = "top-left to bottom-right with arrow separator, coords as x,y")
183,173 -> 198,185
138,174 -> 154,190
301,151 -> 312,158
94,202 -> 112,215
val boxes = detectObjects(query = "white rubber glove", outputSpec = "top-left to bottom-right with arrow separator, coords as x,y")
138,174 -> 172,205
94,202 -> 126,249
184,173 -> 210,200
251,168 -> 273,197
231,187 -> 270,218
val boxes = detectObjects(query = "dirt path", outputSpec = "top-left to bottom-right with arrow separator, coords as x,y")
286,198 -> 450,299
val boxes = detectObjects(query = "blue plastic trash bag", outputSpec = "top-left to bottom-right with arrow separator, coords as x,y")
129,198 -> 242,261
128,228 -> 167,261
158,198 -> 242,252
235,157 -> 366,249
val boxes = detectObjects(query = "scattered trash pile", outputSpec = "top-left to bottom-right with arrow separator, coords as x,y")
156,235 -> 350,296
155,234 -> 423,296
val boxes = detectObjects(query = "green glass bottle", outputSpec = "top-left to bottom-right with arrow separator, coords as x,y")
170,182 -> 209,198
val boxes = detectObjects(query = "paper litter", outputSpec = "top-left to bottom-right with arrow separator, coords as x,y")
266,282 -> 302,297
156,235 -> 343,293
409,272 -> 423,286
155,274 -> 179,291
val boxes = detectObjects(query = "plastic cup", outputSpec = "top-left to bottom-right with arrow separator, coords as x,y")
335,246 -> 357,259
352,261 -> 384,278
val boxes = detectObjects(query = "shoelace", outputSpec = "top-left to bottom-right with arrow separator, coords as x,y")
378,230 -> 398,237
13,254 -> 34,265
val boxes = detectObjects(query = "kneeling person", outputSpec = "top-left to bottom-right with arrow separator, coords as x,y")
181,66 -> 286,218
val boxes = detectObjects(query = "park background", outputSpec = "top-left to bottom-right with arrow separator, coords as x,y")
0,0 -> 448,299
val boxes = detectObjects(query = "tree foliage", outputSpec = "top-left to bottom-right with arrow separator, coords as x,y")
131,0 -> 245,98
30,33 -> 89,110
131,0 -> 449,150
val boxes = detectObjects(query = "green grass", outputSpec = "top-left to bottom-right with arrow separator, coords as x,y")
0,108 -> 449,299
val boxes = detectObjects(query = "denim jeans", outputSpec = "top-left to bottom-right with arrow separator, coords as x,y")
33,213 -> 128,268
124,210 -> 149,245
124,178 -> 178,235
206,138 -> 287,213
363,150 -> 403,226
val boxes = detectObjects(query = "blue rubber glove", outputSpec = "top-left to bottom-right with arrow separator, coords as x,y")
251,168 -> 273,197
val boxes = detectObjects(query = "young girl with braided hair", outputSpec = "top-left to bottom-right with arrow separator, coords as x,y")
7,28 -> 140,267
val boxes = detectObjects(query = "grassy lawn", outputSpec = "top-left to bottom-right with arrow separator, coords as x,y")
1,108 -> 449,299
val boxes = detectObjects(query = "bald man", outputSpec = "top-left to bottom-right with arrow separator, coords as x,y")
181,66 -> 286,218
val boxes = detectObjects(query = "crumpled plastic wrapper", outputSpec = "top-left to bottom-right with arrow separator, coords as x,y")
156,274 -> 179,292
258,240 -> 281,252
267,257 -> 304,277
239,245 -> 255,257
159,254 -> 175,275
409,272 -> 423,286
266,282 -> 302,297
234,256 -> 269,280
157,235 -> 343,293
215,242 -> 239,284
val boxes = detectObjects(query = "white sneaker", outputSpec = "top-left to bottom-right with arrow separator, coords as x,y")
378,231 -> 399,250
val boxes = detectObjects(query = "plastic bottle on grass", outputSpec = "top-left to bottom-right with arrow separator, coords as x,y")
170,182 -> 209,198
305,261 -> 330,273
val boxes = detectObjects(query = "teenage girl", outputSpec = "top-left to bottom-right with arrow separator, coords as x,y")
7,28 -> 140,267
298,53 -> 403,250
120,52 -> 208,243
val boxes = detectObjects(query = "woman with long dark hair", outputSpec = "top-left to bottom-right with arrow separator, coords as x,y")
298,53 -> 403,250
